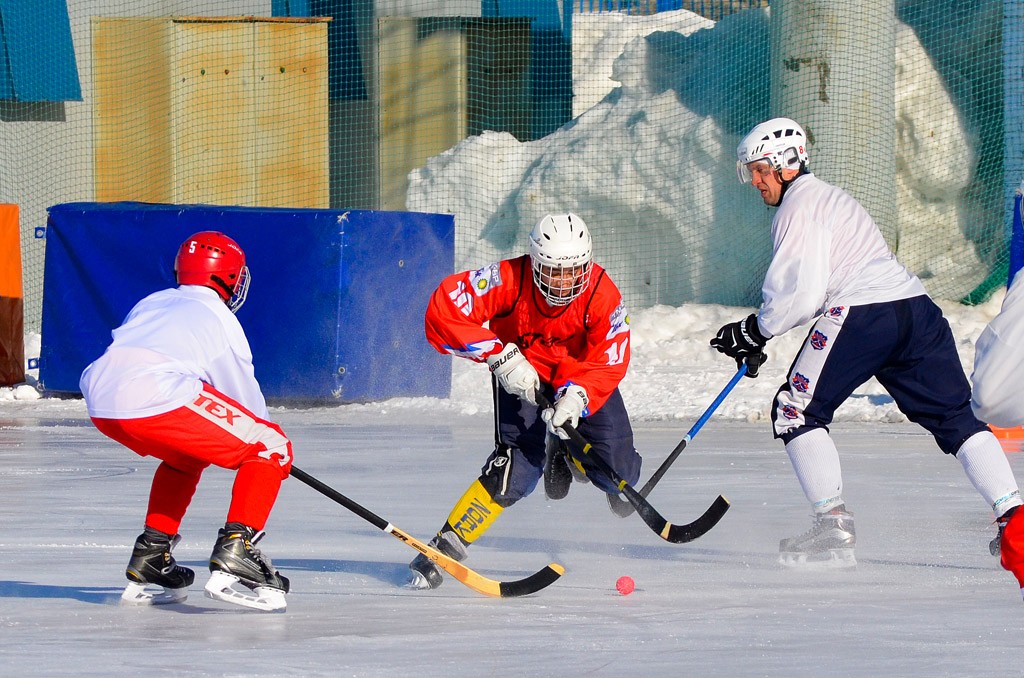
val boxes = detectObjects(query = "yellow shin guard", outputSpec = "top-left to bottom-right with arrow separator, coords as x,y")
444,480 -> 504,545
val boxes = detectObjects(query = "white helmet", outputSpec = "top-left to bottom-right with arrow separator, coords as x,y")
736,117 -> 809,183
528,213 -> 593,306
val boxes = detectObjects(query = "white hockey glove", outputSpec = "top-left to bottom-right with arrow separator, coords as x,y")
486,343 -> 540,405
541,384 -> 589,440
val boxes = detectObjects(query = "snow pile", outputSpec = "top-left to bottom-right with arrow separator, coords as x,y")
408,8 -> 983,307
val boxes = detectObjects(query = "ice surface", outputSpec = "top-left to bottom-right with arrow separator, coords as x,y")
1,296 -> 1022,675
1,410 -> 1022,676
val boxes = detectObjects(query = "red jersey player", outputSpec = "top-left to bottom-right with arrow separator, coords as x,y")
408,213 -> 641,589
80,232 -> 291,611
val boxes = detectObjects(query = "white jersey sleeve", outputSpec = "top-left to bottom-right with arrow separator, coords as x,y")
80,285 -> 269,420
757,174 -> 927,338
972,273 -> 1024,427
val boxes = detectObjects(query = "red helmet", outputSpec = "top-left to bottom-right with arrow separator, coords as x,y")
174,231 -> 250,312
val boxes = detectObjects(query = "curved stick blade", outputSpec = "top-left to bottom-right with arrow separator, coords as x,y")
498,563 -> 566,597
663,495 -> 731,544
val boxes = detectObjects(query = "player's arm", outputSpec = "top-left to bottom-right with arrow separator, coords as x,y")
209,349 -> 270,420
198,311 -> 271,420
424,263 -> 509,361
424,261 -> 541,404
758,211 -> 829,338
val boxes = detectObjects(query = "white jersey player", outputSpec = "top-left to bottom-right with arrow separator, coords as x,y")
972,269 -> 1024,595
973,270 -> 1024,427
81,231 -> 292,611
712,118 -> 1024,599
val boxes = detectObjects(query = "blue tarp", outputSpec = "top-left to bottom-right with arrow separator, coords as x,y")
42,203 -> 453,402
0,0 -> 81,101
1012,188 -> 1024,286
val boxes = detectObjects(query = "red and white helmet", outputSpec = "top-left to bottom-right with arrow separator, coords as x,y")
736,117 -> 809,183
528,213 -> 593,306
174,231 -> 250,312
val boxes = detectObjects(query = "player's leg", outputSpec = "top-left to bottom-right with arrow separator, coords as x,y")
573,387 -> 640,494
182,385 -> 291,610
997,506 -> 1024,599
95,384 -> 292,609
877,296 -> 1023,558
91,417 -> 206,604
543,431 -> 574,499
408,384 -> 544,590
772,306 -> 893,568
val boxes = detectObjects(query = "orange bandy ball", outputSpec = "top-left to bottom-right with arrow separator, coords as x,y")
615,576 -> 635,595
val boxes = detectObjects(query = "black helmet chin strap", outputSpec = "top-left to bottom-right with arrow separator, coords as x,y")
775,163 -> 809,205
209,274 -> 235,303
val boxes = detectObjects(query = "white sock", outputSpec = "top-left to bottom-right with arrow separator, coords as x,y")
957,430 -> 1022,517
785,428 -> 845,513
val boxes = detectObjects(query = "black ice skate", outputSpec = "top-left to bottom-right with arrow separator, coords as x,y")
543,434 -> 572,500
121,527 -> 195,605
205,523 -> 289,611
407,528 -> 468,590
779,505 -> 856,569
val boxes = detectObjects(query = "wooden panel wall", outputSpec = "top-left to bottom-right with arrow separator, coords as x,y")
93,18 -> 174,203
93,17 -> 329,209
253,22 -> 329,208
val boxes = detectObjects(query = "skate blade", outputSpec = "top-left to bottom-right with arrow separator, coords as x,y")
567,458 -> 590,484
204,571 -> 287,612
778,548 -> 857,570
404,570 -> 437,591
120,581 -> 188,606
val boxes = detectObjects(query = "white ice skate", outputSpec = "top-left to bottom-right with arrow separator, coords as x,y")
405,569 -> 435,591
204,570 -> 287,612
406,528 -> 468,590
120,581 -> 189,606
203,524 -> 289,612
779,506 -> 856,570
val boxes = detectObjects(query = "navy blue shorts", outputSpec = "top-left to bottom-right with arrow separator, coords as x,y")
478,382 -> 641,506
771,295 -> 988,454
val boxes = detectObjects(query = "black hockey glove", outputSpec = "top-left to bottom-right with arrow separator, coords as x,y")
710,314 -> 769,377
742,350 -> 767,379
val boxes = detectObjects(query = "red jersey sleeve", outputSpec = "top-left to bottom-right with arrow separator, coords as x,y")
424,260 -> 519,362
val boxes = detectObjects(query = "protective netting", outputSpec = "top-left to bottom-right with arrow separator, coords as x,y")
0,0 -> 1011,334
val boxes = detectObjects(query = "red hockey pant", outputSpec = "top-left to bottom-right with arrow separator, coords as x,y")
92,383 -> 293,535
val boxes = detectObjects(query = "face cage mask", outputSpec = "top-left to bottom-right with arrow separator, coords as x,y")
532,261 -> 591,306
227,265 -> 250,313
